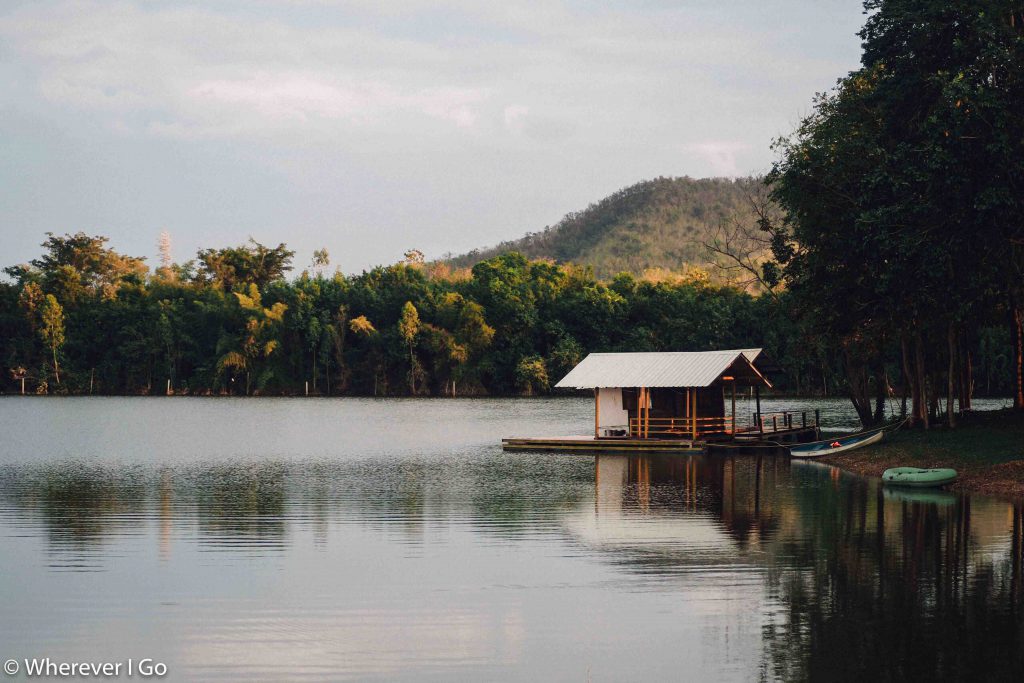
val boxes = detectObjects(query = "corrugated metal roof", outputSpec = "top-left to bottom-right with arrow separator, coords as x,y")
554,349 -> 765,389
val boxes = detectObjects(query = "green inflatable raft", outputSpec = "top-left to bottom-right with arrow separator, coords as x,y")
881,467 -> 958,488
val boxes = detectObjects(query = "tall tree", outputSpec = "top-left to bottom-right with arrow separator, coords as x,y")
7,232 -> 147,301
217,285 -> 288,395
39,294 -> 65,386
398,301 -> 421,394
196,240 -> 295,292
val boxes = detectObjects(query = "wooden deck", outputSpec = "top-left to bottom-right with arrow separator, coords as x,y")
501,426 -> 820,455
501,435 -> 703,454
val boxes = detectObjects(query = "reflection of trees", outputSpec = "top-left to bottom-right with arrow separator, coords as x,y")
0,463 -> 149,553
762,467 -> 1024,682
473,455 -> 591,519
0,462 -> 292,555
0,455 -> 593,558
192,463 -> 287,546
587,456 -> 1024,680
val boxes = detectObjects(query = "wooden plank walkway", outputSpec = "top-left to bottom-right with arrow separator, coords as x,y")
501,426 -> 820,455
501,435 -> 703,454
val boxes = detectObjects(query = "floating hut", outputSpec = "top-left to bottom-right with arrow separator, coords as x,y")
502,349 -> 819,454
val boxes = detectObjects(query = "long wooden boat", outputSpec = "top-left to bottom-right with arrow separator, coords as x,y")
788,426 -> 885,458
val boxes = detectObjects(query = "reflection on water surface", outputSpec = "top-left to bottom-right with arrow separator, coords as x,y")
0,397 -> 1021,681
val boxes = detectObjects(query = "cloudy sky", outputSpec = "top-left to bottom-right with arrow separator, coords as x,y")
0,0 -> 866,274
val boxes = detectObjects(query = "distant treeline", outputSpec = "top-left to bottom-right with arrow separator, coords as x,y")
0,233 -> 1016,399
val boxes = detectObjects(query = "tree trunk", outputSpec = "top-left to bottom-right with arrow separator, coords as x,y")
408,345 -> 416,395
914,332 -> 929,429
901,336 -> 918,426
959,328 -> 972,412
1013,305 -> 1024,410
929,374 -> 941,422
873,368 -> 888,425
845,351 -> 874,427
947,322 -> 957,428
52,345 -> 60,384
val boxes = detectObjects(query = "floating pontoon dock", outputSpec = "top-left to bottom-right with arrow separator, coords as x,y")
502,349 -> 820,455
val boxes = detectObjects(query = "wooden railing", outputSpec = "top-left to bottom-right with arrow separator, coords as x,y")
629,416 -> 735,438
623,410 -> 822,439
746,410 -> 820,434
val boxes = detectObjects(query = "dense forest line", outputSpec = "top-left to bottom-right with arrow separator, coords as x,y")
444,176 -> 765,279
0,231 -> 1016,403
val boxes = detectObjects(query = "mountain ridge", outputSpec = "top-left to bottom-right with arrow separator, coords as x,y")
444,176 -> 763,278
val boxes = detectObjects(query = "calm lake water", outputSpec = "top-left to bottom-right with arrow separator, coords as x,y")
0,396 -> 1020,681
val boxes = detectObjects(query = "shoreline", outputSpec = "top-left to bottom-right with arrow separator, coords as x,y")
820,410 -> 1024,500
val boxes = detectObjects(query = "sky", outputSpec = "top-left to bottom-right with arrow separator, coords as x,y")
0,0 -> 866,275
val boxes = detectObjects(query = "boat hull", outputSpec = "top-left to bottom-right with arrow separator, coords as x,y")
788,428 -> 884,458
882,467 -> 958,488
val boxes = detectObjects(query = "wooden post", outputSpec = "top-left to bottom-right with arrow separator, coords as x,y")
638,387 -> 645,438
802,411 -> 807,428
594,388 -> 600,438
730,381 -> 736,435
815,409 -> 820,427
691,388 -> 698,440
644,387 -> 650,438
633,388 -> 640,437
642,387 -> 648,438
772,415 -> 778,432
685,388 -> 690,433
755,385 -> 761,424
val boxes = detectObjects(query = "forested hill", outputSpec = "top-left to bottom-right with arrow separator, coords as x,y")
445,176 -> 762,277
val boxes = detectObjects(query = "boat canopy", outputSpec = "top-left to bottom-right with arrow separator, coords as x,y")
554,349 -> 771,390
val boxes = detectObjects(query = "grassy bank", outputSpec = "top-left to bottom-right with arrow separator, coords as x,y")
821,409 -> 1024,499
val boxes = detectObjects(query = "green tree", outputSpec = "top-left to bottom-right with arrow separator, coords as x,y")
9,232 -> 147,301
217,285 -> 288,395
349,315 -> 387,395
514,355 -> 549,396
18,282 -> 43,334
196,240 -> 295,292
39,294 -> 65,385
398,301 -> 421,394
